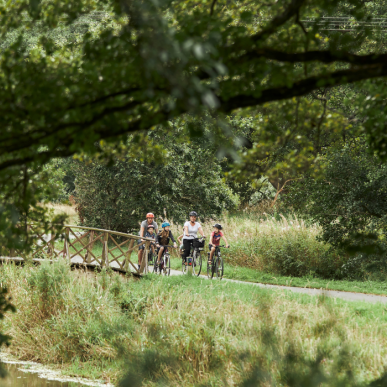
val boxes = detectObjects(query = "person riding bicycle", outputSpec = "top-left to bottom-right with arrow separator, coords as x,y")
143,224 -> 157,255
182,211 -> 206,262
138,213 -> 158,268
208,223 -> 229,264
156,222 -> 177,264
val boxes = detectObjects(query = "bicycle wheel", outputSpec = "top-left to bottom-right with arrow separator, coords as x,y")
182,257 -> 187,274
207,254 -> 214,279
215,254 -> 224,280
193,250 -> 202,277
157,258 -> 162,275
163,253 -> 171,276
152,253 -> 159,273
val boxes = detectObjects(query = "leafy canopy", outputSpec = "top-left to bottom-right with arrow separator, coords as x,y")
1,0 -> 387,248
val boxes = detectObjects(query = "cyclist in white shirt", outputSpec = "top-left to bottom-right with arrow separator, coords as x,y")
182,211 -> 206,262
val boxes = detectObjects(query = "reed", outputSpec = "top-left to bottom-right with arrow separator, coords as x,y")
0,261 -> 387,385
1,262 -> 387,385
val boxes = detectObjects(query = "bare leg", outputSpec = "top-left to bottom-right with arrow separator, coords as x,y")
138,248 -> 143,266
158,246 -> 164,263
209,246 -> 216,262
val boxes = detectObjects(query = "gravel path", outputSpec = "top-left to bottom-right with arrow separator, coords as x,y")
167,268 -> 387,304
66,255 -> 387,304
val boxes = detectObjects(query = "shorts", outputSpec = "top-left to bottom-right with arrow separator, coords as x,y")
209,244 -> 219,250
138,242 -> 155,251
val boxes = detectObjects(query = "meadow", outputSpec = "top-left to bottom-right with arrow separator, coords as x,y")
48,204 -> 387,296
1,261 -> 387,386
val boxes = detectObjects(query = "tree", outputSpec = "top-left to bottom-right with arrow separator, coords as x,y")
2,0 -> 387,248
73,131 -> 239,232
285,143 -> 387,277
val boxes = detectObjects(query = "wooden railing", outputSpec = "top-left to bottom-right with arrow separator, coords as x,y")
5,225 -> 154,275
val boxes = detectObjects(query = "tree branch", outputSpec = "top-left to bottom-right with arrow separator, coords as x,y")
251,0 -> 306,42
210,0 -> 217,16
220,64 -> 387,112
237,48 -> 387,65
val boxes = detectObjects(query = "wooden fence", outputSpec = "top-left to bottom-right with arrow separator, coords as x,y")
4,225 -> 154,275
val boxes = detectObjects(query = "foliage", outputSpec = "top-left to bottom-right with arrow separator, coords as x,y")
205,212 -> 347,279
0,287 -> 15,378
0,162 -> 68,256
1,0 -> 387,252
287,144 -> 387,278
72,129 -> 239,232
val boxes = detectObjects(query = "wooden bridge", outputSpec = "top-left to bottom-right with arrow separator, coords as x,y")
1,225 -> 155,275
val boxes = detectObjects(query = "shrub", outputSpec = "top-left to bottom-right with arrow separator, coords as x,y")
218,214 -> 348,279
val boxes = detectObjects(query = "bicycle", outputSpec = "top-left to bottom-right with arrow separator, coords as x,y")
182,236 -> 205,276
207,245 -> 228,279
147,246 -> 157,268
154,245 -> 175,276
138,242 -> 157,274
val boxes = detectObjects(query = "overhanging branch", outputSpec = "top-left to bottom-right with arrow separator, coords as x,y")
220,64 -> 387,111
251,0 -> 306,42
238,48 -> 387,65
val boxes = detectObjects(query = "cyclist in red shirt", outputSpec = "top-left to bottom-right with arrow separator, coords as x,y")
208,223 -> 230,264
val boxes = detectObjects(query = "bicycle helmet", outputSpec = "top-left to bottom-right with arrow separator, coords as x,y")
213,223 -> 222,230
146,212 -> 154,218
162,222 -> 170,228
189,211 -> 198,217
147,224 -> 155,230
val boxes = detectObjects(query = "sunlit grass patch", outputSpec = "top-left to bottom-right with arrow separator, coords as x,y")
1,262 -> 387,385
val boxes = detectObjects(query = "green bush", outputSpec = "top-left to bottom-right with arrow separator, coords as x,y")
221,216 -> 348,279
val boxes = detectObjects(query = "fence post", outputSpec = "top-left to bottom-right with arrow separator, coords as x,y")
48,226 -> 53,260
102,232 -> 109,267
124,239 -> 135,272
85,231 -> 94,264
65,227 -> 70,263
140,241 -> 150,274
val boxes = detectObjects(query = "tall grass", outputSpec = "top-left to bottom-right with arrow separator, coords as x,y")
42,202 -> 79,225
1,262 -> 387,385
46,204 -> 347,279
168,212 -> 347,279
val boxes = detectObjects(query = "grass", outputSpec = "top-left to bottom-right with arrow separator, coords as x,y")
52,237 -> 387,296
1,261 -> 387,386
168,257 -> 387,296
40,204 -> 387,296
43,202 -> 79,225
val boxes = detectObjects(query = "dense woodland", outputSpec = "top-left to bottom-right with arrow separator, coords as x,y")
1,0 -> 387,384
0,0 -> 385,275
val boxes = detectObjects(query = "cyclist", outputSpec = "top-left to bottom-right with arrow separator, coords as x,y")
155,222 -> 177,264
138,213 -> 158,269
182,211 -> 206,262
144,224 -> 157,253
208,223 -> 230,264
